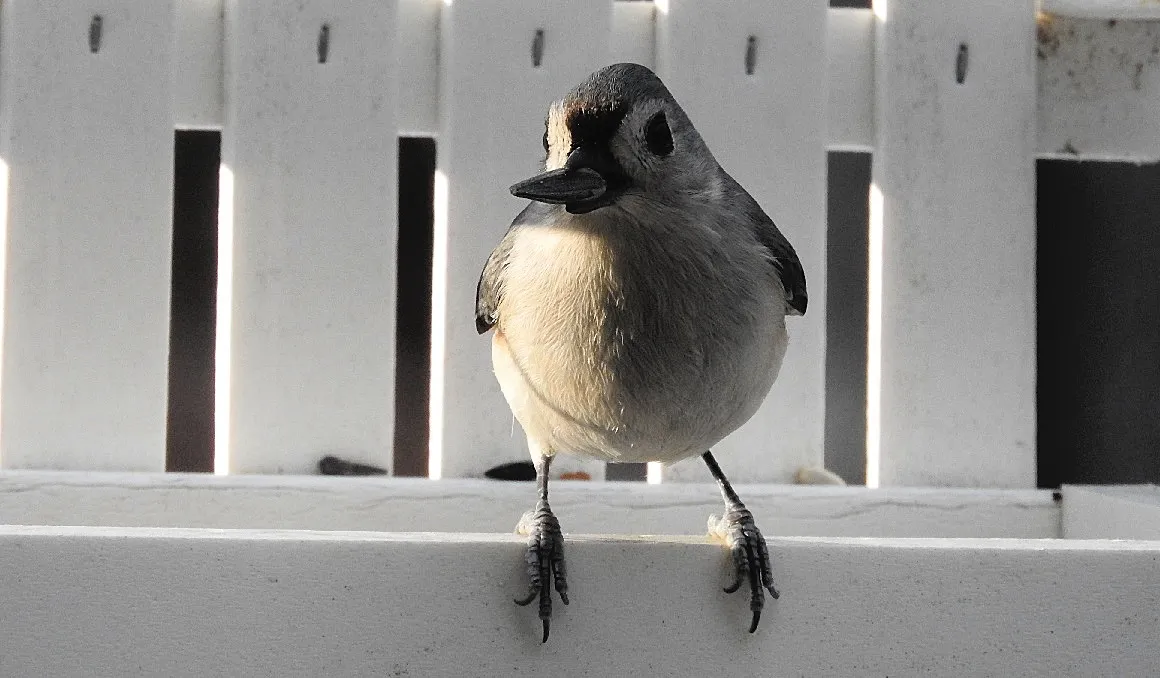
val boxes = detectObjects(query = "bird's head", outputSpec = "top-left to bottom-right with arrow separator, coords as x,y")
510,63 -> 718,215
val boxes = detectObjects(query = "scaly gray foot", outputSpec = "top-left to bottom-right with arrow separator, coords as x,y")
514,507 -> 569,642
709,506 -> 779,633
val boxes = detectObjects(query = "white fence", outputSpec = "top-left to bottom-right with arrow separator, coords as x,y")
1,1 -> 1159,675
1,0 -> 1158,483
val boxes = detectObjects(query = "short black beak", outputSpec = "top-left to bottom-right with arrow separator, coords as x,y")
509,166 -> 606,205
509,146 -> 626,213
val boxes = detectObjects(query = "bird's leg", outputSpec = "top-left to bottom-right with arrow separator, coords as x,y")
703,450 -> 779,634
513,454 -> 569,643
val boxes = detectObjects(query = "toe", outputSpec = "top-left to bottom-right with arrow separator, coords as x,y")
513,588 -> 538,606
714,511 -> 780,634
723,571 -> 744,594
515,507 -> 569,642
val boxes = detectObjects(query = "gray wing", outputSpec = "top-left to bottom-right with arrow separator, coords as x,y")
475,235 -> 512,334
476,204 -> 538,334
732,180 -> 808,316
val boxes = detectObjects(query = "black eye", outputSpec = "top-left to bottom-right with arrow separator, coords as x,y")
644,112 -> 673,156
542,129 -> 549,152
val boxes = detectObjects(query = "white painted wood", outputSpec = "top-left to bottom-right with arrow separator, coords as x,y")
219,0 -> 397,474
170,4 -> 1160,162
1062,484 -> 1160,539
1044,0 -> 1160,19
611,0 -> 655,69
176,0 -> 224,130
827,7 -> 875,152
169,0 -> 658,137
432,0 -> 612,480
0,1 -> 175,471
1037,14 -> 1160,162
0,471 -> 1061,537
397,0 -> 440,135
871,0 -> 1037,487
2,525 -> 1158,676
655,0 -> 827,483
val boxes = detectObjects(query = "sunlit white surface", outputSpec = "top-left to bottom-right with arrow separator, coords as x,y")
214,165 -> 234,475
428,170 -> 450,479
0,160 -> 9,462
866,182 -> 884,489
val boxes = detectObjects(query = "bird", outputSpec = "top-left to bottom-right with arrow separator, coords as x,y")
475,62 -> 807,643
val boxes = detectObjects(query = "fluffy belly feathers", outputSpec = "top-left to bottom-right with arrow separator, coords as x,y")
492,223 -> 787,463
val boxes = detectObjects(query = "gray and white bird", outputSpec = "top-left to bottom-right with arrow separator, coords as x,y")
476,63 -> 807,642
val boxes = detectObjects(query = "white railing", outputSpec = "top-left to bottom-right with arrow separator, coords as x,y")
1,487 -> 1159,676
1,1 -> 1159,675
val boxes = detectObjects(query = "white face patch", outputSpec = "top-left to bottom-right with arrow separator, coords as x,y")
544,103 -> 573,170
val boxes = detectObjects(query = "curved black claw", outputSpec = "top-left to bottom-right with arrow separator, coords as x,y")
514,507 -> 569,643
712,507 -> 779,634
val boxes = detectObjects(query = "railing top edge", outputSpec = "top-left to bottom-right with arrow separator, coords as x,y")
5,524 -> 1156,550
1063,483 -> 1160,504
0,469 -> 1059,502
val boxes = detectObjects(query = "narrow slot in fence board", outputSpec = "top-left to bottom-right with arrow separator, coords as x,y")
0,1 -> 176,471
393,137 -> 437,477
432,0 -> 613,480
220,0 -> 397,474
167,131 -> 221,473
655,0 -> 828,483
1,527 -> 1157,676
825,151 -> 872,485
871,0 -> 1037,487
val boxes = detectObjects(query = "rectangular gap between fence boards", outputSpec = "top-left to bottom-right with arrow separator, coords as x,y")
167,130 -> 221,473
393,137 -> 436,477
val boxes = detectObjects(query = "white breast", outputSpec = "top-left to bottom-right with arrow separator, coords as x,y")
492,210 -> 788,464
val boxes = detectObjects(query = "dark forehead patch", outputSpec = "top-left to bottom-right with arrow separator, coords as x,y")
563,104 -> 628,148
556,63 -> 674,149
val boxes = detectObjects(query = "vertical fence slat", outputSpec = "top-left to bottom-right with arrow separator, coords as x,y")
1044,0 -> 1160,19
827,8 -> 875,153
397,0 -> 439,137
654,0 -> 828,483
220,0 -> 397,474
175,0 -> 224,130
611,1 -> 655,69
871,0 -> 1036,487
0,1 -> 175,471
432,0 -> 613,479
1037,16 -> 1160,162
